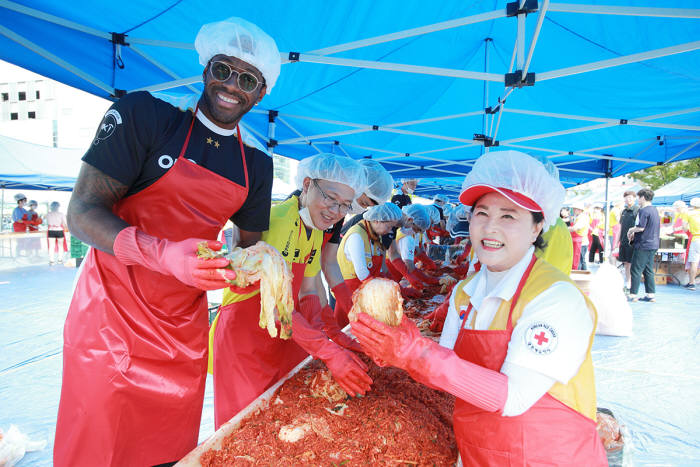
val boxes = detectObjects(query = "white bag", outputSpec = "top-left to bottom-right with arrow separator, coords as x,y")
589,264 -> 633,336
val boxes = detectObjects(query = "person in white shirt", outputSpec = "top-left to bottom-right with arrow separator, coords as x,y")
46,201 -> 68,264
352,150 -> 606,465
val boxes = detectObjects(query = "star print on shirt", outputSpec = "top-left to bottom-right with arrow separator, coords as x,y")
206,137 -> 213,144
214,141 -> 220,148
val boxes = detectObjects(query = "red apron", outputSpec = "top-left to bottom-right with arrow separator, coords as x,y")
54,111 -> 250,467
213,222 -> 314,428
344,221 -> 384,293
571,231 -> 583,270
452,255 -> 607,466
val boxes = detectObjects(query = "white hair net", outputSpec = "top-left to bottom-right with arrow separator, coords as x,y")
402,204 -> 430,231
533,154 -> 560,180
690,197 -> 700,208
426,205 -> 441,226
50,201 -> 60,211
295,153 -> 367,199
195,17 -> 281,94
672,200 -> 687,209
14,193 -> 26,202
359,159 -> 394,204
447,205 -> 471,237
460,150 -> 565,232
363,202 -> 403,222
433,194 -> 448,204
27,200 -> 38,208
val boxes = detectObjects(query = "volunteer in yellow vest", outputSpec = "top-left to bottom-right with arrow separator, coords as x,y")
352,150 -> 606,465
337,202 -> 403,299
569,203 -> 589,270
385,203 -> 433,298
212,153 -> 371,429
680,197 -> 700,290
531,155 -> 573,274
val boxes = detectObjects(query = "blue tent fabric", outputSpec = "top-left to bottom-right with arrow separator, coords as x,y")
653,177 -> 700,205
0,134 -> 83,191
1,1 -> 699,200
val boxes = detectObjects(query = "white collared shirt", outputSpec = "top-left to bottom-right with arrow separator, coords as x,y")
438,248 -> 594,416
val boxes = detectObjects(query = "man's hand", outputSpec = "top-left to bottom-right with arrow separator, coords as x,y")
114,227 -> 235,290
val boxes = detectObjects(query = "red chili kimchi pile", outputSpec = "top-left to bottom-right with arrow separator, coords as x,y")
200,358 -> 457,466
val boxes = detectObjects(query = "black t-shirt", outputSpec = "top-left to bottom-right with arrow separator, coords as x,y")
288,189 -> 343,244
341,213 -> 397,249
619,206 -> 638,234
391,193 -> 412,209
633,205 -> 660,250
83,92 -> 272,232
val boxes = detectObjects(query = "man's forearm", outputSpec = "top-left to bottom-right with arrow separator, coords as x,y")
67,163 -> 129,255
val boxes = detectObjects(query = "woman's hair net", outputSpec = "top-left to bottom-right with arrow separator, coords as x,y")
690,197 -> 700,208
359,159 -> 394,204
672,200 -> 687,209
195,17 -> 281,94
447,205 -> 471,237
426,205 -> 441,226
27,200 -> 38,208
460,150 -> 565,232
14,193 -> 26,202
50,201 -> 60,211
402,204 -> 430,231
363,202 -> 403,222
433,194 -> 448,204
295,153 -> 367,199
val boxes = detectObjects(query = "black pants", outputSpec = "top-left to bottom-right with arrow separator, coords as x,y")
589,235 -> 604,263
630,249 -> 656,295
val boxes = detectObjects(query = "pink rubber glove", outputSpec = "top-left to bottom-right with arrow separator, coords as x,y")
295,295 -> 372,396
415,250 -> 437,271
351,313 -> 508,413
425,300 -> 449,332
390,258 -> 423,291
322,305 -> 363,353
385,258 -> 403,282
412,268 -> 440,285
114,226 -> 235,290
331,282 -> 354,328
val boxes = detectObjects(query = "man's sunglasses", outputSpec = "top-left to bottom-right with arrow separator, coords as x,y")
208,61 -> 262,93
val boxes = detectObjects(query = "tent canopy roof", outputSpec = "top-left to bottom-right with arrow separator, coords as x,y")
1,1 -> 699,199
653,176 -> 700,205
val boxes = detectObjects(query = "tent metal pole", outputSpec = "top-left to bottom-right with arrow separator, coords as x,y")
132,75 -> 201,93
267,112 -> 276,157
516,12 -> 526,70
405,155 -> 476,170
0,0 -> 110,39
501,122 -> 616,145
482,37 -> 492,154
538,40 -> 700,81
0,186 -> 4,233
276,117 -> 324,154
380,127 -> 478,144
604,169 -> 610,262
0,24 -> 114,94
344,144 -> 403,156
627,121 -> 700,132
126,38 -> 193,49
664,139 -> 700,164
306,9 -> 504,56
612,141 -> 659,176
522,0 -> 549,78
559,167 -> 606,175
492,88 -> 515,141
278,128 -> 370,145
129,45 -> 200,94
383,111 -> 484,128
391,166 -> 467,176
293,54 -> 504,82
547,3 -> 700,19
412,143 -> 479,156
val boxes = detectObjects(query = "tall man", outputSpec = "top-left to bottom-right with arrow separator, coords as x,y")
627,188 -> 660,302
617,190 -> 638,290
54,17 -> 279,467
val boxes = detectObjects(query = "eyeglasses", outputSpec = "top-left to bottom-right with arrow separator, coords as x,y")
312,179 -> 353,214
208,60 -> 262,93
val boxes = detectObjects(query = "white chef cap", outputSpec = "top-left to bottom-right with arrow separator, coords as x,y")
363,202 -> 403,222
296,153 -> 367,200
195,17 -> 281,94
459,150 -> 565,232
402,204 -> 430,231
359,159 -> 394,204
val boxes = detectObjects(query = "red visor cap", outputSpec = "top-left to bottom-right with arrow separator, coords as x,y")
459,184 -> 543,212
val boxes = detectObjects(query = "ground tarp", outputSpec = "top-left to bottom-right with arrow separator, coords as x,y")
1,1 -> 699,199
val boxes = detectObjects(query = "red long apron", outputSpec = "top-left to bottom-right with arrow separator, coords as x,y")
54,111 -> 250,467
343,221 -> 384,294
213,222 -> 314,428
452,255 -> 607,466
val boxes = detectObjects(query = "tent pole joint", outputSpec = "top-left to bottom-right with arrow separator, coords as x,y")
473,134 -> 499,147
620,119 -> 628,124
110,32 -> 129,46
505,70 -> 535,87
267,139 -> 278,149
268,110 -> 278,122
507,0 -> 538,17
288,52 -> 300,62
112,89 -> 127,99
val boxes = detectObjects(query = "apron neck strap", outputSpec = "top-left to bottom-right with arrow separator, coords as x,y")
506,253 -> 538,331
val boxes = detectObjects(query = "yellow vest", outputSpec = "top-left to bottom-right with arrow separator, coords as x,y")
337,221 -> 384,280
572,212 -> 589,237
681,209 -> 700,237
452,259 -> 598,421
536,218 -> 574,274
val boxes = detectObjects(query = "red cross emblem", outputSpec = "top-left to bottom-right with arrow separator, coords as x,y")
525,323 -> 557,354
534,331 -> 549,346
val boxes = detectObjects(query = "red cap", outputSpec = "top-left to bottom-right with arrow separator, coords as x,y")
459,184 -> 543,212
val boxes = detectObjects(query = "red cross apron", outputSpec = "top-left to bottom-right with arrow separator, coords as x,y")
343,221 -> 385,293
54,110 -> 250,467
452,255 -> 607,466
213,220 -> 313,428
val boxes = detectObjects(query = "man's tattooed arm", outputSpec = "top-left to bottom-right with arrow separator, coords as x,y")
67,162 -> 130,255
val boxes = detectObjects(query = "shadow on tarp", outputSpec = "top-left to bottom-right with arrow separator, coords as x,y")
1,264 -> 698,466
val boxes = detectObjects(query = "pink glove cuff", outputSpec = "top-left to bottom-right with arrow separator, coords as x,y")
114,226 -> 153,266
331,283 -> 353,318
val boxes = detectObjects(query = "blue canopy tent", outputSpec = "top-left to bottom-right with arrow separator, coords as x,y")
1,0 -> 699,202
653,176 -> 700,205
